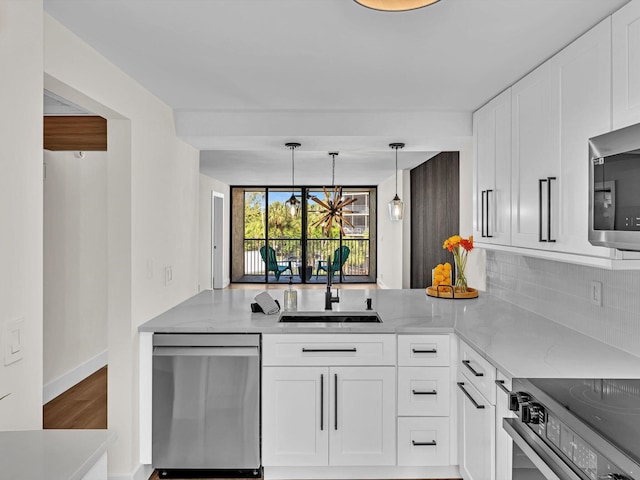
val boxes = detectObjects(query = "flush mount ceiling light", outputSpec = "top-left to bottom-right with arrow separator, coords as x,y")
353,0 -> 440,12
309,152 -> 358,236
285,142 -> 301,217
388,143 -> 405,221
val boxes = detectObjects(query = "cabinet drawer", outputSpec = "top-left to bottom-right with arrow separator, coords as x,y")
397,334 -> 450,366
263,334 -> 396,366
459,339 -> 497,404
397,417 -> 450,466
398,367 -> 450,417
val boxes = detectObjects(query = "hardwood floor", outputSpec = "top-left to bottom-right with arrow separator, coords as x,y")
43,366 -> 107,429
227,283 -> 379,290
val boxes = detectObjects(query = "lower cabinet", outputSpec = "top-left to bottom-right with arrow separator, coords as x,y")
262,365 -> 396,467
495,371 -> 514,480
397,417 -> 450,466
458,372 -> 496,480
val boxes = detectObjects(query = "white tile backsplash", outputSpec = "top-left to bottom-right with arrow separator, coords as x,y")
486,250 -> 640,357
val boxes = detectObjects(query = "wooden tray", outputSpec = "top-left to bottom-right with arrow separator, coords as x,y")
426,286 -> 479,299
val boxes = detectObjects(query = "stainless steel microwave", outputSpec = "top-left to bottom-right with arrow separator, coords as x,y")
589,122 -> 640,251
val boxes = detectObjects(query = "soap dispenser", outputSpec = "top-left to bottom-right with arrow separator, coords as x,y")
284,277 -> 297,311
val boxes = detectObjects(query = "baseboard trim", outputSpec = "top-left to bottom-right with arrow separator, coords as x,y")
108,463 -> 153,480
43,350 -> 108,404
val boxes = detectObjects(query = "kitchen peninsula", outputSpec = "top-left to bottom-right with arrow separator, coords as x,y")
139,289 -> 640,479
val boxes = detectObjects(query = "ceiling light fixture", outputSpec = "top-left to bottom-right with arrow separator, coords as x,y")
309,152 -> 358,236
353,0 -> 440,12
388,143 -> 405,221
285,142 -> 301,217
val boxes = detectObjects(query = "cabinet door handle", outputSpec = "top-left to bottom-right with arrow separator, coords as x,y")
547,177 -> 556,243
486,189 -> 494,238
481,190 -> 487,237
457,382 -> 485,409
539,178 -> 547,242
320,374 -> 324,431
462,359 -> 484,377
302,348 -> 357,353
412,440 -> 437,446
495,379 -> 511,395
412,389 -> 437,395
412,348 -> 437,354
334,373 -> 338,431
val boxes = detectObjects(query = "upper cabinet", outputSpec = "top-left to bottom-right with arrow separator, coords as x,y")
613,0 -> 640,129
474,16 -> 622,265
473,89 -> 512,246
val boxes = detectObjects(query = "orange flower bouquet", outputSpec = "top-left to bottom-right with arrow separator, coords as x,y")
443,234 -> 473,292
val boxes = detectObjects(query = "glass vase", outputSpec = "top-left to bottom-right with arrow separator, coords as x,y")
454,256 -> 468,293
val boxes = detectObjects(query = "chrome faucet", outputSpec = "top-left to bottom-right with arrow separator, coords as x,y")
325,254 -> 340,310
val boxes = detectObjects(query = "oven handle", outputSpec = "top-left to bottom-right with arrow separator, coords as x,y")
153,346 -> 259,357
503,418 -> 581,480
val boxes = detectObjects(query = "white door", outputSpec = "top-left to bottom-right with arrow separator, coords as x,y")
473,89 -> 512,245
551,17 -> 613,258
329,366 -> 396,466
458,373 -> 496,480
262,367 -> 329,466
211,193 -> 224,289
613,0 -> 640,129
511,61 -> 559,249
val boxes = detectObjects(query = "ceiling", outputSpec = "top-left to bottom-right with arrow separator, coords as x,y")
44,0 -> 629,185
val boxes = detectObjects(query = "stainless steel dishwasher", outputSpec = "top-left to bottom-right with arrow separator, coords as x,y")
152,333 -> 261,478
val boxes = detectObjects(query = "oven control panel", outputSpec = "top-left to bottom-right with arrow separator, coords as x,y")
512,391 -> 631,480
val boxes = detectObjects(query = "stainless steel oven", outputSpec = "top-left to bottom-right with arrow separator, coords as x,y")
505,378 -> 640,480
589,122 -> 640,251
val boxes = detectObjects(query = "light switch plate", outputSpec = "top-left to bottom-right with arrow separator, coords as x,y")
4,317 -> 24,366
165,266 -> 173,286
590,281 -> 602,307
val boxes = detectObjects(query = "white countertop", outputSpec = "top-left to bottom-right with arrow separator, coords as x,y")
0,429 -> 115,480
140,289 -> 640,378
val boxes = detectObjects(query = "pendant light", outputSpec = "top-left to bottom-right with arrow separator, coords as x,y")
285,142 -> 301,217
353,0 -> 440,12
388,142 -> 405,221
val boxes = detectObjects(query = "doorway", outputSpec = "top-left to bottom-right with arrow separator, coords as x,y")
211,192 -> 224,289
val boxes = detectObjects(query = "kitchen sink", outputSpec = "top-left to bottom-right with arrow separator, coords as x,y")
278,312 -> 382,323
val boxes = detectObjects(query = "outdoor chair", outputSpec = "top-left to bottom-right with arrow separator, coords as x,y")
260,246 -> 293,281
316,246 -> 350,280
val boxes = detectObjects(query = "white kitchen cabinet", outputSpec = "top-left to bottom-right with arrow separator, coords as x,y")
457,371 -> 496,480
510,18 -> 613,257
397,417 -> 450,467
458,339 -> 497,480
262,365 -> 396,467
549,17 -> 613,258
613,0 -> 640,129
330,366 -> 396,466
495,372 -> 514,480
397,367 -> 450,417
511,60 -> 558,250
262,334 -> 397,469
473,88 -> 512,246
262,367 -> 329,466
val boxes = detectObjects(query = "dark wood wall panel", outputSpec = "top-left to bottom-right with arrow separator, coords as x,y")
44,116 -> 107,151
410,152 -> 459,288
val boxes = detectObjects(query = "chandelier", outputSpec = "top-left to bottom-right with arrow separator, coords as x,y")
284,142 -> 301,217
309,152 -> 357,236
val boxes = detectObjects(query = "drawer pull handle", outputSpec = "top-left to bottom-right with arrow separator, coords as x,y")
412,348 -> 437,354
334,373 -> 338,431
462,359 -> 484,377
412,389 -> 437,395
320,374 -> 324,431
457,382 -> 485,409
302,348 -> 357,353
412,440 -> 437,446
495,379 -> 511,395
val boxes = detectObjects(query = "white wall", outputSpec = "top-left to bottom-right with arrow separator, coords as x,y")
377,173 -> 405,289
44,14 -> 200,477
0,0 -> 44,430
198,174 -> 230,290
43,150 -> 108,392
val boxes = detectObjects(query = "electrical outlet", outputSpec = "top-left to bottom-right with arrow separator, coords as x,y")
591,281 -> 602,307
165,266 -> 173,286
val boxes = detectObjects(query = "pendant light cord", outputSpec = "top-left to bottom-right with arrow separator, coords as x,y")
291,145 -> 295,191
331,153 -> 336,186
395,147 -> 398,195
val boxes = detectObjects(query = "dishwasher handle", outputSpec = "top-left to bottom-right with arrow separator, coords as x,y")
153,346 -> 259,357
